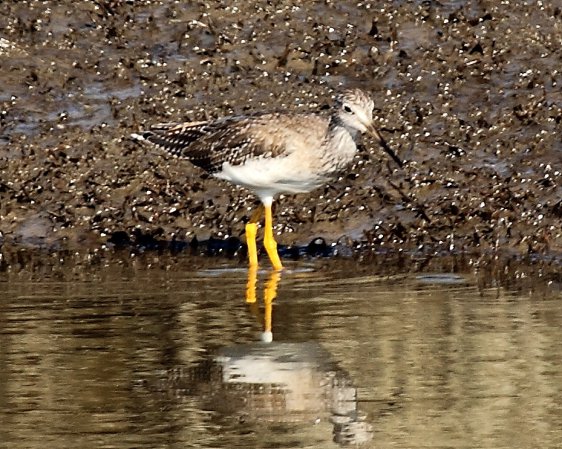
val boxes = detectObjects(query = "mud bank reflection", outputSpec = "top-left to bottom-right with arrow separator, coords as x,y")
0,256 -> 560,448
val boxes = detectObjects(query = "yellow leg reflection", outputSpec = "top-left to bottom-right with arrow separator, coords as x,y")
263,271 -> 281,339
263,204 -> 283,271
245,267 -> 282,342
246,264 -> 258,304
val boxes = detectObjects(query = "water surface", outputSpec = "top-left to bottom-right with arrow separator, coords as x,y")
0,255 -> 561,448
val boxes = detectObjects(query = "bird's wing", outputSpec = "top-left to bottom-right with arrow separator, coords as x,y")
135,120 -> 210,155
134,113 -> 320,173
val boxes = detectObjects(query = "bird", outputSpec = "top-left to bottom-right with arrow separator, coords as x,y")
131,88 -> 403,271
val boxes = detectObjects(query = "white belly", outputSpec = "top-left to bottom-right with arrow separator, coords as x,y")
216,155 -> 328,197
215,126 -> 357,202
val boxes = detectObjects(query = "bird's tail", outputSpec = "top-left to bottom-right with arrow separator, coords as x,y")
130,132 -> 147,142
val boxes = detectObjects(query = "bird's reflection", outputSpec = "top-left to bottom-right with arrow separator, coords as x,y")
213,341 -> 373,446
142,267 -> 372,446
245,266 -> 281,342
211,267 -> 372,445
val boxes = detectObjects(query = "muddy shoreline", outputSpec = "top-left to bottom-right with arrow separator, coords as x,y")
0,1 -> 560,264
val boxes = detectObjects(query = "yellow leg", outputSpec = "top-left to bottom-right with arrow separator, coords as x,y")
245,206 -> 263,268
263,204 -> 283,271
245,222 -> 259,268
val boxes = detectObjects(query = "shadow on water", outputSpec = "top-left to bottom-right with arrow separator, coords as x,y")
0,253 -> 561,448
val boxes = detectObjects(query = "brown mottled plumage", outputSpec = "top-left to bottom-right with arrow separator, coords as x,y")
142,114 -> 314,173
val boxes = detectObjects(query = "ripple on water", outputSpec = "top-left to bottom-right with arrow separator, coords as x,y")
0,256 -> 561,448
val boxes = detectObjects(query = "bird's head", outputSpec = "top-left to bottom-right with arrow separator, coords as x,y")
335,89 -> 375,135
335,89 -> 403,168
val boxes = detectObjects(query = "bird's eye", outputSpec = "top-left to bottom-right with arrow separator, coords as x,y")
343,105 -> 353,113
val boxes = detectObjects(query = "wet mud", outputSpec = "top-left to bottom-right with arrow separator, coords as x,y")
0,1 -> 561,263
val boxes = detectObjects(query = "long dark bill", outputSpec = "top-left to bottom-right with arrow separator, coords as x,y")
367,125 -> 404,169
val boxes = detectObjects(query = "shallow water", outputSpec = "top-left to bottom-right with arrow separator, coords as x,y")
0,256 -> 561,449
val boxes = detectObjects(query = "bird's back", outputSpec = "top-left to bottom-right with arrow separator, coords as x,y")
135,112 -> 331,174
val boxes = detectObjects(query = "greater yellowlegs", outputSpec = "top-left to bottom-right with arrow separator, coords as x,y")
132,89 -> 402,270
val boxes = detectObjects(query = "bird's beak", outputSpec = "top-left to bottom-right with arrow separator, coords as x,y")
367,123 -> 404,169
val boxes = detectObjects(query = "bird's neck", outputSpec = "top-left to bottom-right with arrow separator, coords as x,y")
328,114 -> 359,141
322,115 -> 358,172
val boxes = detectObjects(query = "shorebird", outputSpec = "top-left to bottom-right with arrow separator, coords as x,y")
132,89 -> 402,271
